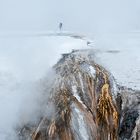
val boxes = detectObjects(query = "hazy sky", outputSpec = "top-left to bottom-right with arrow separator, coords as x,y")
0,0 -> 140,34
0,1 -> 140,139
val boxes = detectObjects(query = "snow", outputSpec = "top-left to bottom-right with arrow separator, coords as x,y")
72,85 -> 87,109
78,72 -> 85,94
80,63 -> 96,78
0,32 -> 140,139
93,33 -> 140,90
72,86 -> 82,103
89,66 -> 96,77
73,107 -> 89,140
0,35 -> 88,139
0,0 -> 139,139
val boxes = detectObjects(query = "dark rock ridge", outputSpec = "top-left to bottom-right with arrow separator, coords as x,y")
19,50 -> 140,140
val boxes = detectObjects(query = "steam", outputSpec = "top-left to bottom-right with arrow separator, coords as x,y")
0,35 -> 88,139
0,0 -> 139,139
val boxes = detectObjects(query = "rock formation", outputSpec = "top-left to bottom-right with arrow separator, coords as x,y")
18,50 -> 140,140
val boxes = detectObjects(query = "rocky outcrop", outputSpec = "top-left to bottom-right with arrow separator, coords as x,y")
18,50 -> 140,140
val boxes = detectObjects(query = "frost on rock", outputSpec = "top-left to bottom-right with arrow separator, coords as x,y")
18,50 -> 140,140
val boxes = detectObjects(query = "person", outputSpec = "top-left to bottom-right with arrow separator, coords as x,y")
59,22 -> 63,31
87,41 -> 91,46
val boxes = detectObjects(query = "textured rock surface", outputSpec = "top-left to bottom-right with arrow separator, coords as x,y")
19,50 -> 140,140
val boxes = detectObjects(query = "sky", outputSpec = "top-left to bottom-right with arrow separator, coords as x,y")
0,1 -> 140,139
0,0 -> 140,35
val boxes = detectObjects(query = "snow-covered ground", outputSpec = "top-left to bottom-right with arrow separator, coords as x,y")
93,33 -> 140,90
0,34 -> 89,139
0,32 -> 140,139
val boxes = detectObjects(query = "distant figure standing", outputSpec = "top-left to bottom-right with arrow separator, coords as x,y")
59,22 -> 63,31
87,41 -> 91,46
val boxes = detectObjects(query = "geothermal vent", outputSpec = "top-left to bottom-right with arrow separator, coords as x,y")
19,50 -> 140,140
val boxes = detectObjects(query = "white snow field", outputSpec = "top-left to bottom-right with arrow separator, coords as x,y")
93,32 -> 140,90
0,32 -> 140,139
0,34 -> 89,139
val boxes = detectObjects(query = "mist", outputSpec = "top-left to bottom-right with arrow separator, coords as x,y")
0,35 -> 89,139
0,0 -> 140,139
0,0 -> 140,35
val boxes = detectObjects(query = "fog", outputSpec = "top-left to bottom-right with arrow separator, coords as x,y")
0,0 -> 140,139
0,35 -> 89,139
0,0 -> 140,35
